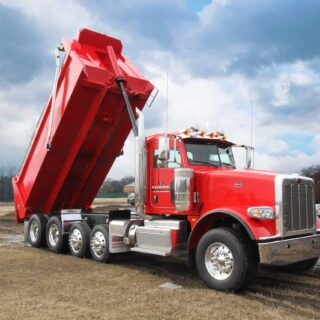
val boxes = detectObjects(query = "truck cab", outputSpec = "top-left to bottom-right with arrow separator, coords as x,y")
146,131 -> 237,216
140,128 -> 320,290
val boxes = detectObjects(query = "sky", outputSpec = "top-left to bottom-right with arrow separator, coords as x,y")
0,0 -> 320,179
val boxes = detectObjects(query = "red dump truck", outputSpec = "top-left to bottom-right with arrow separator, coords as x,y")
13,29 -> 320,291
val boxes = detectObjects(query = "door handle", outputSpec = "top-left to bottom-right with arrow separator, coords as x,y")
170,181 -> 174,203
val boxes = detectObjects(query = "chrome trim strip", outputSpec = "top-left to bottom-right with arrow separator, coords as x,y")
275,174 -> 285,237
259,234 -> 320,265
259,233 -> 282,241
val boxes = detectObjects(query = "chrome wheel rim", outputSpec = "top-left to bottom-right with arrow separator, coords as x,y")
69,228 -> 82,253
30,220 -> 39,242
205,242 -> 234,280
48,224 -> 60,247
90,231 -> 106,257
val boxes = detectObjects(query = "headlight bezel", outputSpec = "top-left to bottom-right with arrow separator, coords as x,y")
247,206 -> 275,220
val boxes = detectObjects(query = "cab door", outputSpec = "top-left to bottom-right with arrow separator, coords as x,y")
149,139 -> 182,212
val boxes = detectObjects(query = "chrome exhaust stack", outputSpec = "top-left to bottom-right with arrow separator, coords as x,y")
135,109 -> 150,219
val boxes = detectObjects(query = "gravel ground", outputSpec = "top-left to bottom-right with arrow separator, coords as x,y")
0,204 -> 319,320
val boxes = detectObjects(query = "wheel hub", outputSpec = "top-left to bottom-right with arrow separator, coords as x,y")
90,231 -> 106,257
48,224 -> 60,247
205,242 -> 234,281
69,228 -> 82,253
30,221 -> 39,242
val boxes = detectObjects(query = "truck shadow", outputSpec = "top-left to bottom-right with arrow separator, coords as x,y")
111,252 -> 199,286
111,253 -> 320,317
243,266 -> 320,318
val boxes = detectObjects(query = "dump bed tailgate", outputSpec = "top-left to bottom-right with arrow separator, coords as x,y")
13,29 -> 154,222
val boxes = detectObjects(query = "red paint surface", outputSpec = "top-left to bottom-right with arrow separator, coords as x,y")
13,29 -> 154,222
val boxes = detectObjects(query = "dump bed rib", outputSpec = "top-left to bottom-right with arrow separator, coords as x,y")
13,29 -> 154,222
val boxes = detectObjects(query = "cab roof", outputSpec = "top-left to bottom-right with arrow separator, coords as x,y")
147,127 -> 235,147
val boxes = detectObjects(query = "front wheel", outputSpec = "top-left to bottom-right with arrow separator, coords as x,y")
196,228 -> 256,291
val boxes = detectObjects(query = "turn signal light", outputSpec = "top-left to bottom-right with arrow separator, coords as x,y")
247,207 -> 275,220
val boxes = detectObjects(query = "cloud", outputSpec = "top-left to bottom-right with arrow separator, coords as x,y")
264,139 -> 288,155
183,0 -> 320,76
0,5 -> 45,86
0,0 -> 320,179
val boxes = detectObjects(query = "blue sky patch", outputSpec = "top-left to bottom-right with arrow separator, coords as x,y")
185,0 -> 211,12
280,133 -> 314,156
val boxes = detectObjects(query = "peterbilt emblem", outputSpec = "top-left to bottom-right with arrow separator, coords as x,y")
296,178 -> 303,185
233,181 -> 244,188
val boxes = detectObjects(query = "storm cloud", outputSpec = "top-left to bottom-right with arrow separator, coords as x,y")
0,0 -> 319,178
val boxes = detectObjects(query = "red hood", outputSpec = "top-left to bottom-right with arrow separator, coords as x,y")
195,168 -> 277,208
194,167 -> 279,179
194,167 -> 278,238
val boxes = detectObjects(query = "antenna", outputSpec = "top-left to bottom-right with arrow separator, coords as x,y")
250,99 -> 254,147
165,71 -> 169,137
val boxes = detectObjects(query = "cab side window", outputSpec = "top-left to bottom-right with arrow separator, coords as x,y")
154,149 -> 181,168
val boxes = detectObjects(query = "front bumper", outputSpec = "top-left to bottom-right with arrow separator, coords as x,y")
258,234 -> 320,266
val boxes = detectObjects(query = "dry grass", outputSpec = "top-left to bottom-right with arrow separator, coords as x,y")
0,207 -> 319,320
0,198 -> 129,216
0,203 -> 14,217
92,198 -> 128,207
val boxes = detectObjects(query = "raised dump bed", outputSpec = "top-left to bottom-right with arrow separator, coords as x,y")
13,29 -> 154,222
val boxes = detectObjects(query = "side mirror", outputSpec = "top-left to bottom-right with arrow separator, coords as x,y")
245,146 -> 254,169
158,137 -> 169,161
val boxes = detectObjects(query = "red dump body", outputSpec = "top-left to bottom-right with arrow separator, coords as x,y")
13,29 -> 154,222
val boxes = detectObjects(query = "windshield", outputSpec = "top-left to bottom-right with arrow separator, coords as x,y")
184,140 -> 235,168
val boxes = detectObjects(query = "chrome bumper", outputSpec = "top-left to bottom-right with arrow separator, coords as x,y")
258,234 -> 320,266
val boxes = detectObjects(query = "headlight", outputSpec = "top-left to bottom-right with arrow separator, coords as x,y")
247,206 -> 275,220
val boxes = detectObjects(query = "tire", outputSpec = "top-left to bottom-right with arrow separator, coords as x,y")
68,222 -> 91,258
89,224 -> 110,263
28,214 -> 48,247
196,228 -> 256,291
46,216 -> 68,253
280,257 -> 319,273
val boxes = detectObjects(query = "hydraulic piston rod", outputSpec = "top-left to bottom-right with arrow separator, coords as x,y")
117,80 -> 138,137
107,45 -> 138,137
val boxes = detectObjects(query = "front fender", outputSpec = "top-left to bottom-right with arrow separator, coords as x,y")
188,209 -> 255,254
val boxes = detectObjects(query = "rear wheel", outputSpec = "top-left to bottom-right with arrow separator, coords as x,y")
196,228 -> 256,291
90,224 -> 110,263
69,222 -> 91,258
46,216 -> 67,253
28,214 -> 48,247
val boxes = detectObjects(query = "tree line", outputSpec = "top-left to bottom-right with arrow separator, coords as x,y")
0,167 -> 17,202
0,167 -> 134,202
1,164 -> 320,202
99,176 -> 134,193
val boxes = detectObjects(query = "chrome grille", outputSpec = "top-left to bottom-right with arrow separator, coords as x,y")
283,179 -> 315,235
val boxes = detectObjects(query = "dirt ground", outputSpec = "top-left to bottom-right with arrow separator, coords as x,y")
0,202 -> 320,320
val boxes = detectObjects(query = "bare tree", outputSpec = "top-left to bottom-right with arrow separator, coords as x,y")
99,176 -> 134,194
301,165 -> 320,202
0,166 -> 18,202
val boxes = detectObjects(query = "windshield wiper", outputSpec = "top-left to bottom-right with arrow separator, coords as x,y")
190,160 -> 218,167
